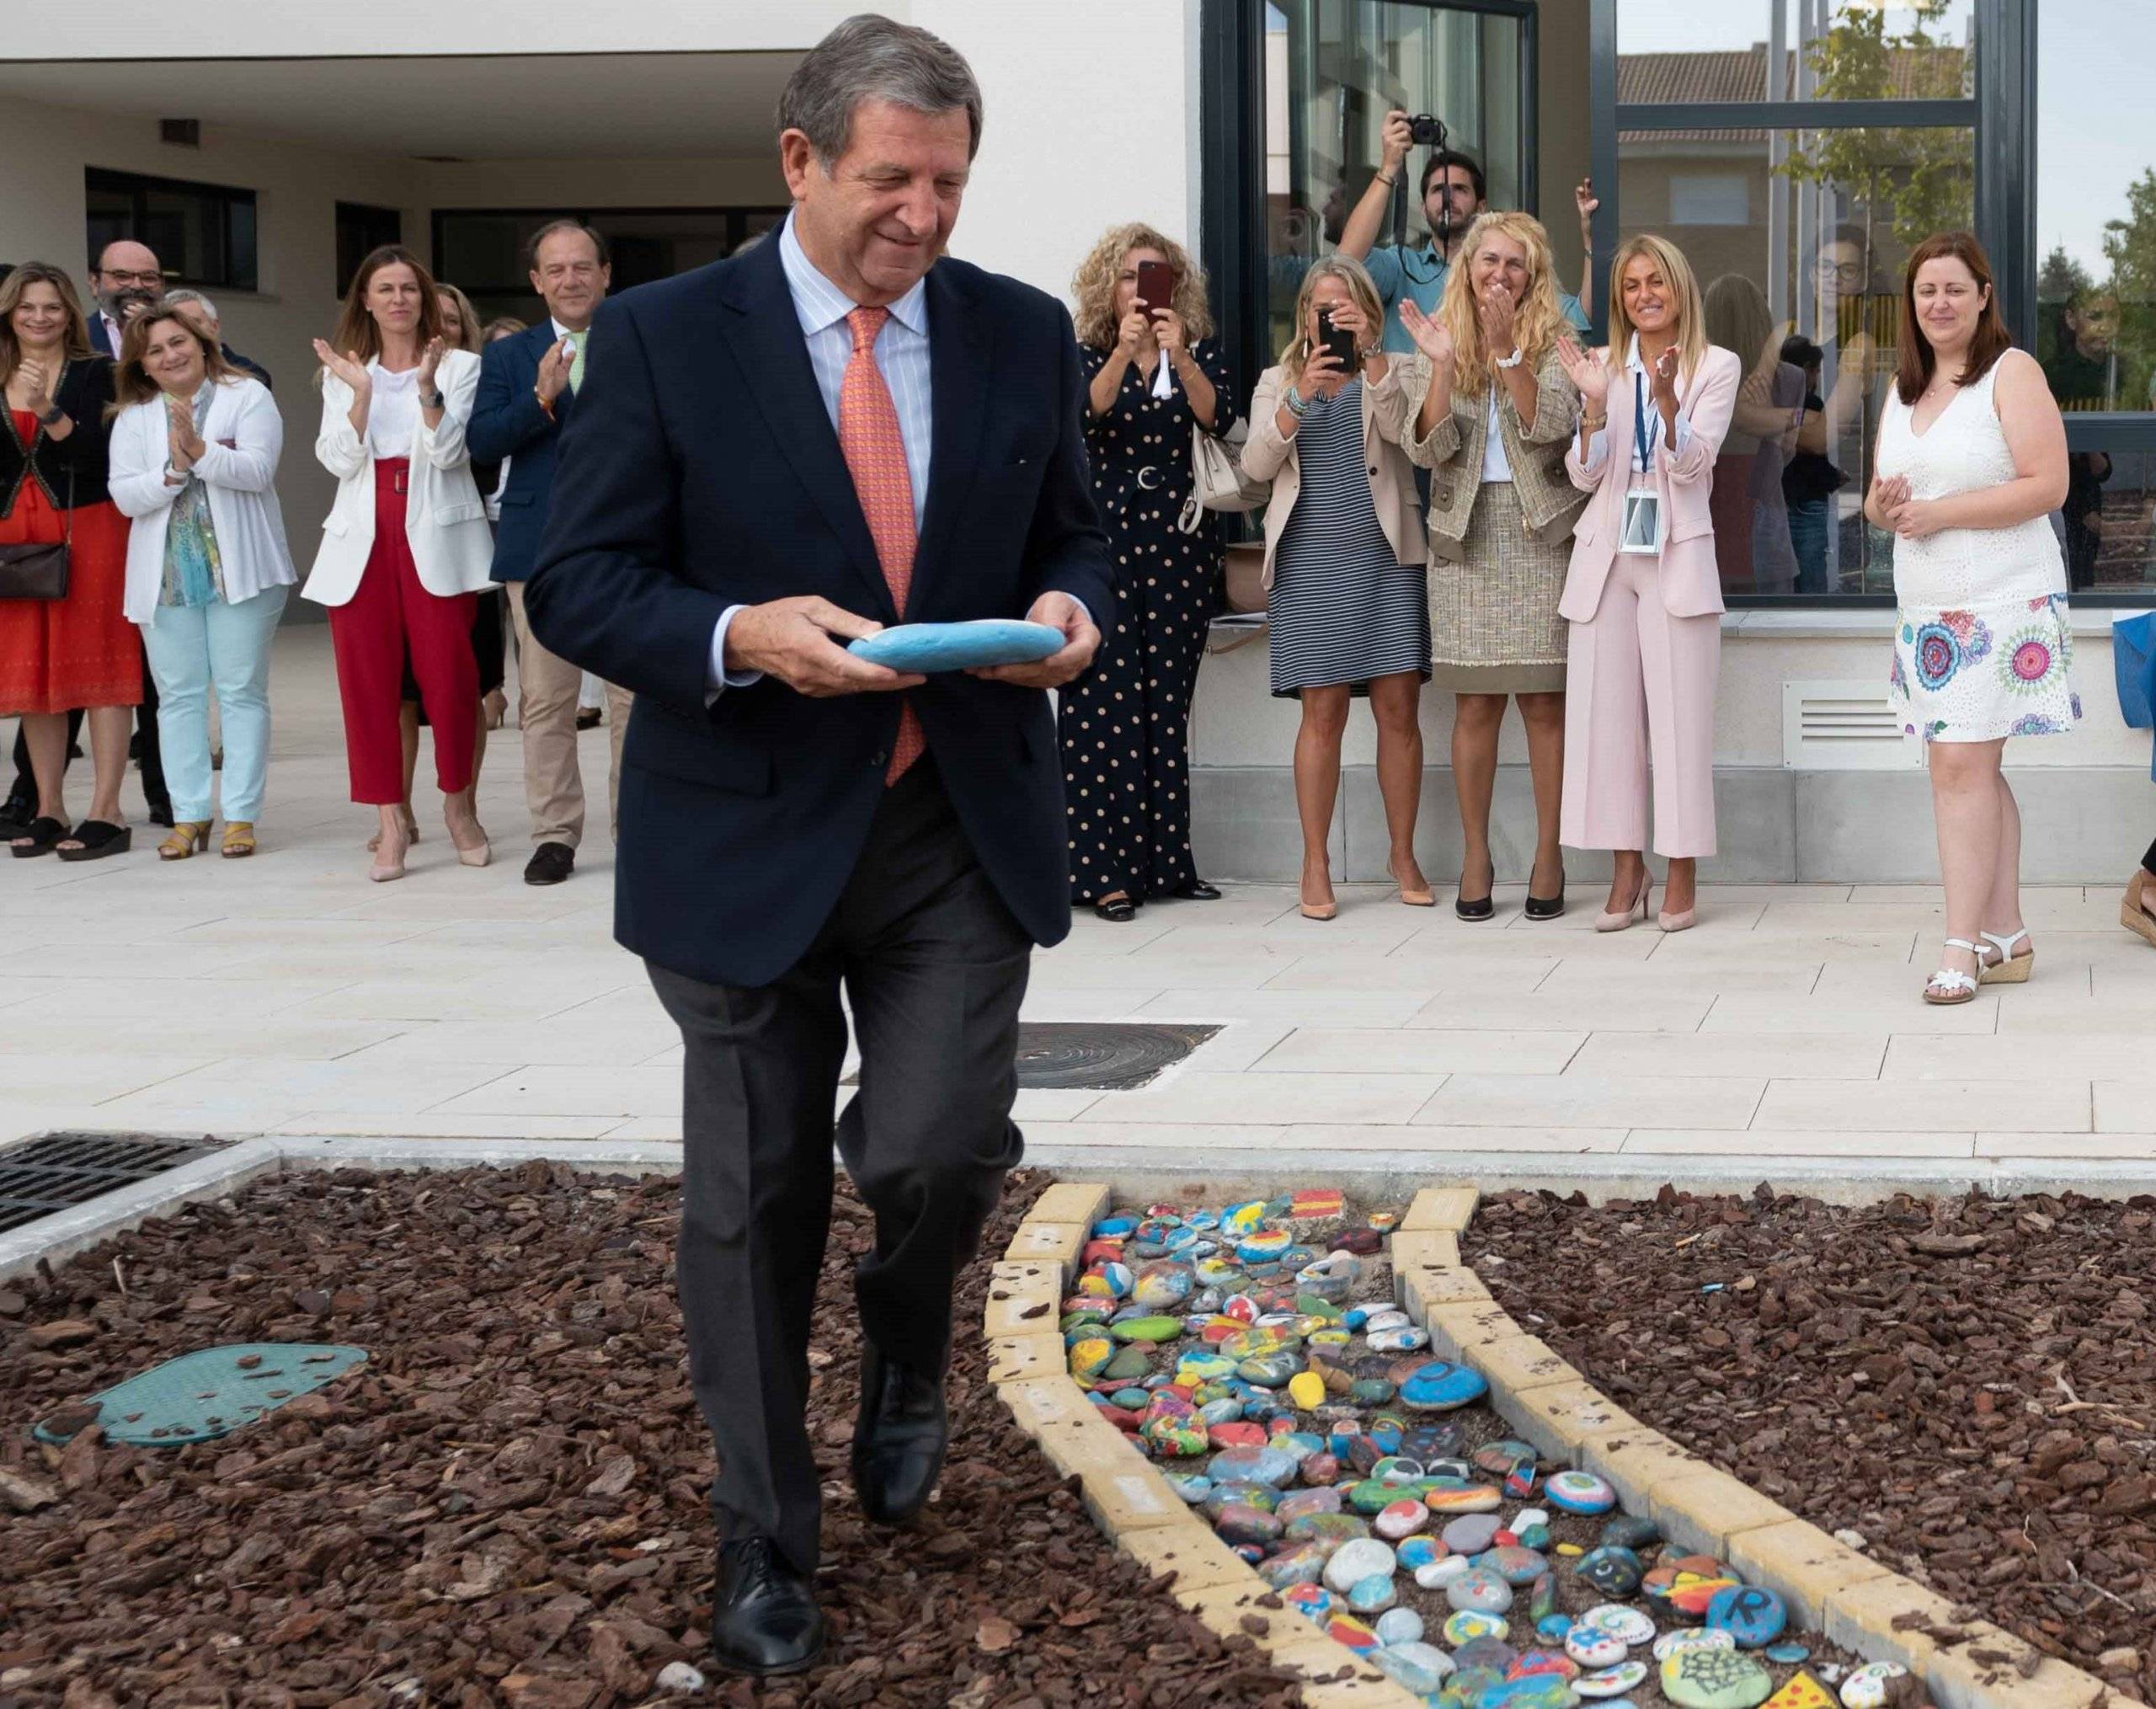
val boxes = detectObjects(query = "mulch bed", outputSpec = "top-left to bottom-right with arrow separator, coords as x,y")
1465,1186 -> 2156,1704
0,1164 -> 1307,1709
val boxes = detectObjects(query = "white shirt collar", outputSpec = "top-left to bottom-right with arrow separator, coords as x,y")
551,318 -> 586,343
777,210 -> 929,339
1623,333 -> 1646,374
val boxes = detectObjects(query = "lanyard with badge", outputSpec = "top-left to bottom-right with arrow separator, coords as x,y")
1619,367 -> 1665,555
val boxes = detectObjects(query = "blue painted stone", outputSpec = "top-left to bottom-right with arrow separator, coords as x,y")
1536,1613 -> 1575,1642
1763,1642 -> 1810,1666
1705,1584 -> 1788,1649
847,617 -> 1065,672
1574,1545 -> 1644,1597
1544,1469 -> 1618,1514
1396,1535 -> 1444,1572
1206,1445 -> 1296,1487
1374,1606 -> 1425,1646
1600,1514 -> 1662,1551
1346,1572 -> 1397,1614
1397,1359 -> 1490,1412
1473,1677 -> 1577,1709
1092,1214 -> 1139,1237
1372,1641 -> 1454,1696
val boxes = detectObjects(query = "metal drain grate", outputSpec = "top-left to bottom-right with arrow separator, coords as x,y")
1013,1022 -> 1220,1090
0,1132 -> 230,1235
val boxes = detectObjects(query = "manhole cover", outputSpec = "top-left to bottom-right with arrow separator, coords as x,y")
0,1132 -> 229,1236
1013,1022 -> 1219,1090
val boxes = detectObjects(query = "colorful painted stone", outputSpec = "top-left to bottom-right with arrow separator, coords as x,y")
1644,1556 -> 1741,1619
1069,1337 -> 1113,1381
1346,1572 -> 1398,1615
1255,1543 -> 1329,1590
1516,1522 -> 1554,1552
1366,1209 -> 1400,1231
1288,1186 -> 1345,1220
1348,1376 -> 1397,1407
1442,1610 -> 1510,1647
1760,1675 -> 1835,1709
1207,1445 -> 1297,1488
1286,1370 -> 1326,1410
1599,1514 -> 1661,1551
1374,1498 -> 1430,1541
1659,1646 -> 1774,1709
1574,1545 -> 1644,1598
1235,1350 -> 1302,1388
1102,1344 -> 1154,1383
1423,1478 -> 1503,1514
1836,1664 -> 1909,1708
1474,1439 -> 1540,1477
1130,1261 -> 1194,1311
1369,1455 -> 1425,1485
1079,1261 -> 1134,1300
1294,1254 -> 1360,1305
1575,1659 -> 1649,1700
1143,1416 -> 1209,1457
1175,1352 -> 1235,1386
1446,1566 -> 1515,1614
1161,1471 -> 1210,1504
1397,1359 -> 1490,1412
1321,1536 -> 1396,1593
1361,1309 -> 1412,1334
1367,1325 -> 1430,1354
1528,1571 -> 1557,1624
1536,1614 -> 1574,1643
1454,1641 -> 1520,1677
1705,1585 -> 1787,1649
1479,1545 -> 1548,1587
1277,1487 -> 1343,1524
1509,1650 -> 1581,1681
1322,1612 -> 1383,1654
1394,1533 -> 1442,1571
1575,1604 -> 1657,1648
1503,1458 -> 1540,1498
1441,1512 -> 1502,1553
1214,1503 -> 1283,1548
1763,1644 -> 1812,1667
1413,1554 -> 1471,1592
1298,1452 -> 1340,1486
1221,1199 -> 1267,1234
1476,1674 -> 1576,1709
1193,1257 -> 1241,1289
1544,1469 -> 1617,1514
1283,1582 -> 1331,1621
1348,1478 -> 1401,1514
1285,1512 -> 1371,1550
1652,1629 -> 1735,1662
1236,1228 -> 1293,1264
1566,1627 -> 1628,1669
1372,1641 -> 1455,1696
1093,1214 -> 1139,1238
1206,1420 -> 1268,1452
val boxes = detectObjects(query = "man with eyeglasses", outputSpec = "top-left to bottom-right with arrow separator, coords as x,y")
85,240 -> 165,356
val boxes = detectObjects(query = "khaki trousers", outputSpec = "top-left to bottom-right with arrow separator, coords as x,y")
506,582 -> 631,848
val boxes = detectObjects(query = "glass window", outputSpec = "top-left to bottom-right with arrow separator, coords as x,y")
84,168 -> 257,293
1617,0 -> 1973,100
2035,0 -> 2156,420
1263,1 -> 1534,360
1617,124 -> 1974,596
335,203 -> 402,298
431,208 -> 789,326
2060,451 -> 2156,595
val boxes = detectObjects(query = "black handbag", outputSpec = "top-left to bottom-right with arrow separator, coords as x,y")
0,462 -> 72,601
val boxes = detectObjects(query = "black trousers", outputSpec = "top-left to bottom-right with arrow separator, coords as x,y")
136,639 -> 168,807
647,759 -> 1032,1576
2143,836 -> 2156,878
8,708 -> 85,807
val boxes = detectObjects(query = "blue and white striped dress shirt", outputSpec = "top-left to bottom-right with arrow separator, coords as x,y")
707,212 -> 937,690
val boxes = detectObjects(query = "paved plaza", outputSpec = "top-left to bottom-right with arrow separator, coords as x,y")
3,626 -> 2153,1168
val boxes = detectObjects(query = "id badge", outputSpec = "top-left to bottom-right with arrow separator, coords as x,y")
1619,489 -> 1662,555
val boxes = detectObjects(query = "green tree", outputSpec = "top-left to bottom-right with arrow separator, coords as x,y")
2101,168 -> 2156,312
2037,244 -> 2093,306
1778,3 -> 1972,262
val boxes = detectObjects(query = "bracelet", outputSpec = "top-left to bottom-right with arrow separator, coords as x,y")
1283,387 -> 1309,419
1493,347 -> 1525,370
1580,412 -> 1607,431
38,403 -> 67,428
1377,172 -> 1398,188
421,389 -> 445,411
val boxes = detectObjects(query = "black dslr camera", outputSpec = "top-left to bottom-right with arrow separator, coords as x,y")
1406,114 -> 1448,147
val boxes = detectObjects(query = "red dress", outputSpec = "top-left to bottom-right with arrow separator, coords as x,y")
0,409 -> 138,713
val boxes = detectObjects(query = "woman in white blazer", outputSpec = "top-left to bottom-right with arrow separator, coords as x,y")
108,306 -> 297,859
307,243 -> 495,880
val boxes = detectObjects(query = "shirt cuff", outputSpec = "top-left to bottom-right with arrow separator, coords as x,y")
707,604 -> 763,696
1579,426 -> 1609,476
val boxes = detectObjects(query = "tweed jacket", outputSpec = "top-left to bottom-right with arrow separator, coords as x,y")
1400,347 -> 1587,563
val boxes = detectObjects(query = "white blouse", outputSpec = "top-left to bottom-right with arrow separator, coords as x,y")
366,361 -> 422,458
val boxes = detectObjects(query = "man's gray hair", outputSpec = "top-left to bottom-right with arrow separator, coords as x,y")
777,13 -> 982,166
163,286 -> 219,323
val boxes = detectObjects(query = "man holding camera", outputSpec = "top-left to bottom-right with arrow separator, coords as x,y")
1336,109 -> 1593,352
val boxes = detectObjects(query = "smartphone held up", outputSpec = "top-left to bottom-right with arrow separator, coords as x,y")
1316,306 -> 1361,377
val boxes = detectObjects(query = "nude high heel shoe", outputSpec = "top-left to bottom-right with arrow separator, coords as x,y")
1594,873 -> 1651,932
2121,868 -> 2156,948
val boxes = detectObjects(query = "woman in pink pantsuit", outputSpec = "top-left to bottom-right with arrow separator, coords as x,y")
1554,235 -> 1741,932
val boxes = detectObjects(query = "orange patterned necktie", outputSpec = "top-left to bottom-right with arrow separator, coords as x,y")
838,306 -> 924,785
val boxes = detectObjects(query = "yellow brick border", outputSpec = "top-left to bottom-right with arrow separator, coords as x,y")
1392,1185 -> 2149,1709
989,1181 -> 2147,1709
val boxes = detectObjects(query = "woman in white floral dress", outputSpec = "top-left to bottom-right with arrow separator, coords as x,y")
1869,232 -> 2076,1006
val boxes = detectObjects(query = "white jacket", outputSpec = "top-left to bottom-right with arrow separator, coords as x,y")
303,346 -> 495,606
107,377 -> 298,628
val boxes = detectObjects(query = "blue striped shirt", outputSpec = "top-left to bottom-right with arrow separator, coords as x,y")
777,210 -> 932,531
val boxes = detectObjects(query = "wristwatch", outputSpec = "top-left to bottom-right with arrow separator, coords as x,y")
1283,386 -> 1309,418
420,388 -> 445,411
37,403 -> 67,427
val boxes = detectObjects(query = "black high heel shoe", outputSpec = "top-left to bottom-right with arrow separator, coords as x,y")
1524,872 -> 1566,921
1454,858 -> 1495,921
1168,879 -> 1223,900
1092,893 -> 1139,922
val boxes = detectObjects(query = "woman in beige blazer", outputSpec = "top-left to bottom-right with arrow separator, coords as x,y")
307,243 -> 496,881
1242,256 -> 1429,920
1398,211 -> 1587,921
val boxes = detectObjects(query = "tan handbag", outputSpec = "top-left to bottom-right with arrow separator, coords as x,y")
1177,419 -> 1268,532
1221,541 -> 1267,615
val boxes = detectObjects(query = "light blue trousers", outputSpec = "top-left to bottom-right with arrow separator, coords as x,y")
141,584 -> 288,825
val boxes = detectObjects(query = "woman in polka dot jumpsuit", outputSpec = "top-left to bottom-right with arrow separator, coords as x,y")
1062,224 -> 1235,921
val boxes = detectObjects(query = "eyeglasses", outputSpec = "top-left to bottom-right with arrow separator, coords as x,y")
100,270 -> 164,286
1816,259 -> 1866,286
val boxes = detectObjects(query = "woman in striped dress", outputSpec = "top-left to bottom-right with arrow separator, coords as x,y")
1242,257 -> 1430,920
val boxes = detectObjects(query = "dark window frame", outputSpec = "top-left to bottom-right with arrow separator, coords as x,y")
85,166 -> 258,293
428,204 -> 792,295
334,201 -> 403,299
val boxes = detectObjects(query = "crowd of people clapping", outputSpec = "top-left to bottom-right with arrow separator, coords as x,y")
3,122 -> 2153,995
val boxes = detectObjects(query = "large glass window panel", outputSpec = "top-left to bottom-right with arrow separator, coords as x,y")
1263,1 -> 1531,361
2060,451 -> 2156,595
1616,124 -> 1973,596
1616,0 -> 1973,99
2035,0 -> 2156,419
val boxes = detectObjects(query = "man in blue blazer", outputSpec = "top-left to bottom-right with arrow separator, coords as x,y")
526,16 -> 1110,1679
468,220 -> 621,886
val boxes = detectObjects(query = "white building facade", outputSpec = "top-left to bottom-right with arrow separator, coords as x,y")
3,0 -> 2149,882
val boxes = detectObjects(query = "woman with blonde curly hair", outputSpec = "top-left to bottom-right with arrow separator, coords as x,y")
1242,254 -> 1428,921
1398,210 -> 1585,920
1059,223 -> 1235,921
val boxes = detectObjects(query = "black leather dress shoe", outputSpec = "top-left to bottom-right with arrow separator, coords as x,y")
1169,879 -> 1224,900
851,1345 -> 947,1525
524,841 -> 575,886
709,1536 -> 825,1677
145,797 -> 175,829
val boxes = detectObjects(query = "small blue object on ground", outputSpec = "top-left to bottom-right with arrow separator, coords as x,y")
847,619 -> 1065,672
32,1343 -> 368,1447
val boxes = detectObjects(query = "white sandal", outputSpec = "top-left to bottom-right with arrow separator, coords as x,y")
1923,938 -> 1984,1006
1978,927 -> 2033,985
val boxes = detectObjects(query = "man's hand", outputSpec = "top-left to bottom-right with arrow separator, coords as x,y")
536,338 -> 575,406
969,591 -> 1101,690
1380,109 -> 1413,174
724,596 -> 926,698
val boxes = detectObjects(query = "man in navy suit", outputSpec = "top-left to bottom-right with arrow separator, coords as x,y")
526,14 -> 1110,1679
468,219 -> 622,886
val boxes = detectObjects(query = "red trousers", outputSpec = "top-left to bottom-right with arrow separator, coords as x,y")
328,460 -> 478,804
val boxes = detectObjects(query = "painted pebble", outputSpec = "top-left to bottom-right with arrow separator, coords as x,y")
1374,1498 -> 1430,1541
1397,1358 -> 1490,1411
1660,1646 -> 1774,1709
1441,1610 -> 1509,1647
1652,1628 -> 1736,1662
1374,1606 -> 1424,1646
1372,1642 -> 1455,1696
1837,1663 -> 1909,1708
1575,1660 -> 1650,1700
1441,1512 -> 1503,1554
1445,1566 -> 1514,1614
1423,1478 -> 1503,1514
1764,1643 -> 1812,1667
1543,1468 -> 1618,1514
1346,1573 -> 1396,1614
1706,1584 -> 1788,1649
1567,1628 -> 1630,1669
1413,1555 -> 1471,1592
1576,1604 -> 1657,1648
1321,1536 -> 1396,1594
1367,1325 -> 1429,1354
1574,1545 -> 1644,1598
1395,1534 -> 1442,1571
1760,1675 -> 1836,1709
1479,1545 -> 1550,1586
1285,1370 -> 1326,1410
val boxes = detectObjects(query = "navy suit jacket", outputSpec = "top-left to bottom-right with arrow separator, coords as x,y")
467,320 -> 578,581
87,312 -> 268,387
525,238 -> 1114,989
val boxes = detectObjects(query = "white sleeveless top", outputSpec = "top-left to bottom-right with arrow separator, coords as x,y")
1875,356 -> 2064,608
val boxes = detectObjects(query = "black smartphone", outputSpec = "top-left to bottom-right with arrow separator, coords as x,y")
1317,306 -> 1360,374
1135,259 -> 1174,318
